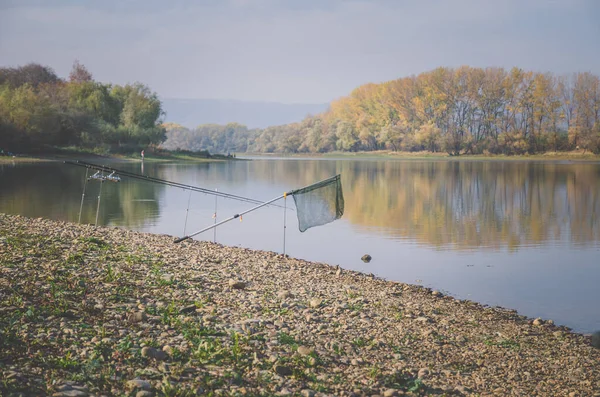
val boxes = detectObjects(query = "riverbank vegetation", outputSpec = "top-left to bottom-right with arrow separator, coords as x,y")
0,62 -> 165,154
162,67 -> 600,156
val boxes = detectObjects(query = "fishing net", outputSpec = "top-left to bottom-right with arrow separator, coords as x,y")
291,174 -> 344,232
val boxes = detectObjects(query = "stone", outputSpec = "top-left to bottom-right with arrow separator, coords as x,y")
361,254 -> 372,263
179,305 -> 196,314
301,390 -> 315,397
297,345 -> 314,356
592,331 -> 600,349
309,298 -> 322,308
277,290 -> 293,299
136,392 -> 154,397
533,318 -> 544,326
431,290 -> 442,297
141,346 -> 153,357
141,347 -> 167,361
154,349 -> 167,360
128,311 -> 147,324
126,379 -> 152,391
273,364 -> 293,376
418,368 -> 430,378
229,279 -> 246,289
383,389 -> 398,397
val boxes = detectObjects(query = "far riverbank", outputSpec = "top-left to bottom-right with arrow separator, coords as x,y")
0,148 -> 236,165
241,150 -> 600,162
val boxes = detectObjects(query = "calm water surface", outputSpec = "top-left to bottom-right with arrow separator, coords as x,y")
1,158 -> 599,333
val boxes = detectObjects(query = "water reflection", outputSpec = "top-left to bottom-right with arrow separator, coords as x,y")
227,160 -> 600,251
340,161 -> 600,250
0,162 -> 165,228
1,160 -> 599,251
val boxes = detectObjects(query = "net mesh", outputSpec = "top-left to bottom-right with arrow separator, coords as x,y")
291,175 -> 344,232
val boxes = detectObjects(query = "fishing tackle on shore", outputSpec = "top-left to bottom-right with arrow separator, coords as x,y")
88,170 -> 121,183
65,160 -> 345,253
74,168 -> 122,226
175,174 -> 345,245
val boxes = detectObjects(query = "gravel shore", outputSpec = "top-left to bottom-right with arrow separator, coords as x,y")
1,213 -> 598,396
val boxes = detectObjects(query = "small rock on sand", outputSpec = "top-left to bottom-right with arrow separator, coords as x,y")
309,298 -> 322,308
228,279 -> 246,289
273,364 -> 293,376
128,311 -> 147,324
277,290 -> 293,299
126,379 -> 152,391
141,347 -> 167,361
297,345 -> 314,356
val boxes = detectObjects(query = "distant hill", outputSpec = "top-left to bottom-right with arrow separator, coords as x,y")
161,98 -> 329,129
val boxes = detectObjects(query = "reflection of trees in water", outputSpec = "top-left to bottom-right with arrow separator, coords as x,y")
3,160 -> 598,250
162,160 -> 339,192
0,162 -> 164,228
213,160 -> 600,250
343,161 -> 600,249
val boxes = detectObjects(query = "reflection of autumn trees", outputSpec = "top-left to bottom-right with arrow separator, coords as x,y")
230,160 -> 600,250
565,166 -> 600,246
341,161 -> 600,250
2,160 -> 598,250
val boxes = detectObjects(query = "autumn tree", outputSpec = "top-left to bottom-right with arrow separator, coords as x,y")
69,60 -> 93,83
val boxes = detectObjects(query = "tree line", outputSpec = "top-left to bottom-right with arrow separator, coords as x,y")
163,66 -> 600,155
0,62 -> 165,152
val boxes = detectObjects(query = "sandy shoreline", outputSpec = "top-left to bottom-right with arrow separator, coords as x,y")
0,213 -> 598,396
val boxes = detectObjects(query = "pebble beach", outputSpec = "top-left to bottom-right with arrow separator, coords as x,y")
0,213 -> 598,396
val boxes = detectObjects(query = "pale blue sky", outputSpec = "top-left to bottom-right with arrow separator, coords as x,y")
1,0 -> 599,103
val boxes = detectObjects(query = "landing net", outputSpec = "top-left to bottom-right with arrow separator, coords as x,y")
291,174 -> 344,232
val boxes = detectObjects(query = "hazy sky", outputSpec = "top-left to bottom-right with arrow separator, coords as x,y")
1,0 -> 599,103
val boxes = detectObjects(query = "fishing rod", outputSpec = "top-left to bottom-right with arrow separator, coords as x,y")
174,174 -> 341,243
64,160 -> 288,209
